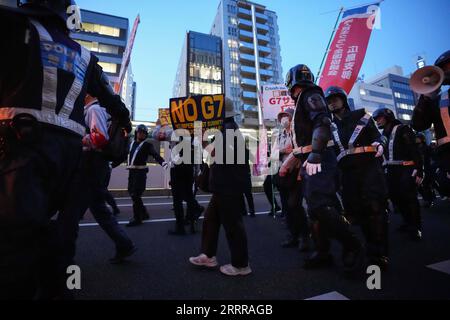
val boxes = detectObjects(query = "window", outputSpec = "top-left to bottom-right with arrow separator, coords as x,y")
227,39 -> 238,48
229,17 -> 238,25
368,90 -> 393,100
189,81 -> 222,95
400,114 -> 412,121
397,103 -> 414,111
360,89 -> 366,95
230,51 -> 239,61
75,40 -> 119,55
82,23 -> 121,37
98,62 -> 117,74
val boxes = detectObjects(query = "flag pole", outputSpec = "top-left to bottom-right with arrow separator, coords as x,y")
316,7 -> 344,84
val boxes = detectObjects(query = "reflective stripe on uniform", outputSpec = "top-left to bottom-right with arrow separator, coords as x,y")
127,165 -> 148,170
440,89 -> 450,141
128,141 -> 146,166
384,160 -> 415,166
337,146 -> 376,162
293,141 -> 335,155
30,20 -> 57,112
0,107 -> 85,136
388,125 -> 400,162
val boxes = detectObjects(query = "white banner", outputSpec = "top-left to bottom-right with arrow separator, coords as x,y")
262,84 -> 295,121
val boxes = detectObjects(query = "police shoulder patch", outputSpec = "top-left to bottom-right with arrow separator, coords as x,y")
307,93 -> 328,112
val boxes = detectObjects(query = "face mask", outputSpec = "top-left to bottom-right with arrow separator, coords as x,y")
281,117 -> 290,129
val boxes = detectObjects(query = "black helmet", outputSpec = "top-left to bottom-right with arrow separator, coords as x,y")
18,0 -> 81,31
325,86 -> 348,101
285,64 -> 315,98
136,124 -> 148,134
435,50 -> 450,68
373,107 -> 396,122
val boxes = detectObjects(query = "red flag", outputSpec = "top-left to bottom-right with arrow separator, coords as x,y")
319,3 -> 380,94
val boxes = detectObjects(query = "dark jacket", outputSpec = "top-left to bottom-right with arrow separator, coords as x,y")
208,117 -> 252,195
128,140 -> 164,170
382,120 -> 424,176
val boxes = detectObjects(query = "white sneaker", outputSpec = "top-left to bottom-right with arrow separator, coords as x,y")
220,264 -> 252,276
189,254 -> 218,268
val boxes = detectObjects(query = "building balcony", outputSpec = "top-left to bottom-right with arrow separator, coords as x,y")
242,91 -> 258,104
256,23 -> 269,34
239,30 -> 253,43
238,19 -> 252,31
239,41 -> 254,54
241,78 -> 257,90
260,69 -> 274,80
259,57 -> 272,68
256,12 -> 268,23
258,45 -> 271,57
239,53 -> 255,66
257,34 -> 270,45
241,65 -> 256,79
237,7 -> 252,19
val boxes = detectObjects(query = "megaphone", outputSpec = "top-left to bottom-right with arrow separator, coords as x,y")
410,66 -> 444,95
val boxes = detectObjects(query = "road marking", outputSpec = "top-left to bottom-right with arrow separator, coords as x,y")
79,211 -> 272,227
117,201 -> 211,207
113,192 -> 267,201
427,260 -> 450,275
305,291 -> 350,301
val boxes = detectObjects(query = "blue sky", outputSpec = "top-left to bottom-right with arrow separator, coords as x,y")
76,0 -> 449,121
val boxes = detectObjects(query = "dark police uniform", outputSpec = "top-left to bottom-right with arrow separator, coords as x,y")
413,86 -> 450,197
288,73 -> 361,270
382,120 -> 424,238
127,139 -> 165,224
330,108 -> 389,266
0,6 -> 130,299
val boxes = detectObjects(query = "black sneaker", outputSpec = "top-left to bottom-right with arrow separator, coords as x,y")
126,219 -> 143,227
112,208 -> 121,216
303,252 -> 334,269
110,245 -> 137,264
142,212 -> 150,221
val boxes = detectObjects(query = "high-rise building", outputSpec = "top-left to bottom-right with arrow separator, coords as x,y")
70,9 -> 135,114
368,66 -> 417,123
349,81 -> 397,117
173,31 -> 223,98
210,0 -> 283,126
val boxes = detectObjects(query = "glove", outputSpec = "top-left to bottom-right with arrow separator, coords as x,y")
412,169 -> 424,186
303,152 -> 322,176
372,142 -> 384,158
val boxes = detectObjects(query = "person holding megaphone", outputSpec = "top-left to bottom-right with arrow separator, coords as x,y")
411,50 -> 450,198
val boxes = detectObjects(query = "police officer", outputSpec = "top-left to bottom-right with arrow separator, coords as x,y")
153,125 -> 203,235
412,50 -> 450,198
416,133 -> 437,208
127,125 -> 167,227
373,108 -> 424,241
284,65 -> 362,271
325,86 -> 389,268
0,0 -> 131,299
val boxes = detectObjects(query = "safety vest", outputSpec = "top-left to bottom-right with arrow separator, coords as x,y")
331,113 -> 377,162
0,19 -> 92,136
384,125 -> 415,167
127,141 -> 147,169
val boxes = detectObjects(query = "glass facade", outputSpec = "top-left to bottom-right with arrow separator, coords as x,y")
82,22 -> 121,38
187,32 -> 223,96
75,40 -> 120,55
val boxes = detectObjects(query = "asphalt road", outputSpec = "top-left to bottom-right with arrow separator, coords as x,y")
74,193 -> 450,300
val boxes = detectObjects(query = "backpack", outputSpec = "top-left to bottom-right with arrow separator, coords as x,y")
102,118 -> 130,168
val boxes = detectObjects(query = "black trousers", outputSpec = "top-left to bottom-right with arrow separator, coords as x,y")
170,165 -> 199,230
201,193 -> 249,268
263,175 -> 280,211
82,153 -> 133,253
341,159 -> 389,259
0,125 -> 84,300
302,149 -> 359,253
128,169 -> 148,222
280,180 -> 309,240
387,166 -> 422,230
